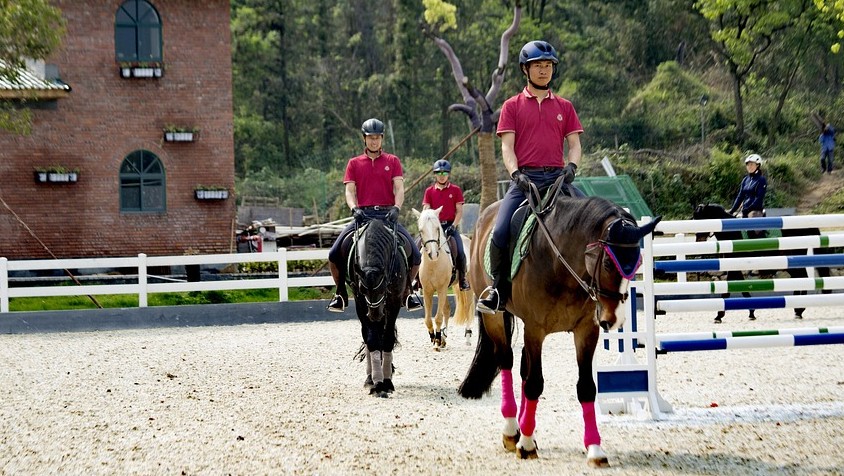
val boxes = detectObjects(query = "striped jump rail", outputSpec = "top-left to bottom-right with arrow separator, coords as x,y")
658,330 -> 844,352
655,214 -> 844,235
656,326 -> 844,344
653,233 -> 844,257
654,276 -> 844,295
654,254 -> 844,273
657,293 -> 844,312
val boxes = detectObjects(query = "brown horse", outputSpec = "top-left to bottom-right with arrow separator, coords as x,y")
458,196 -> 660,466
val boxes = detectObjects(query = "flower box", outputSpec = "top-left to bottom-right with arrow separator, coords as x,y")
119,63 -> 164,79
164,131 -> 195,142
195,189 -> 229,200
34,169 -> 79,184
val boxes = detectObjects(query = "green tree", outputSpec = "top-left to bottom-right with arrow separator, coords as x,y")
0,0 -> 65,134
695,0 -> 807,143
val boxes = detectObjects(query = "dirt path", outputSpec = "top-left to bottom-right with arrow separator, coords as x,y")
796,172 -> 844,213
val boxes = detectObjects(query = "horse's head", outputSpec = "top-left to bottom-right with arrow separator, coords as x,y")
585,215 -> 662,331
354,219 -> 396,321
693,203 -> 729,241
415,207 -> 447,261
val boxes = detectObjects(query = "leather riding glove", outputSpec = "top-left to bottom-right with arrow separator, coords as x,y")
562,162 -> 577,184
352,207 -> 366,223
511,170 -> 532,194
385,206 -> 400,223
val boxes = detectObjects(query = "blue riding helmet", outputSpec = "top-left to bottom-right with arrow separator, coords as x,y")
519,41 -> 559,66
432,159 -> 451,173
519,40 -> 559,79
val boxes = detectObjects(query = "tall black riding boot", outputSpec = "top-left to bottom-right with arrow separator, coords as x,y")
327,261 -> 347,313
476,242 -> 510,314
455,248 -> 470,290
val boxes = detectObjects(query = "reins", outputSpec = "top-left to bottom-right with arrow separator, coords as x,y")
525,181 -> 599,302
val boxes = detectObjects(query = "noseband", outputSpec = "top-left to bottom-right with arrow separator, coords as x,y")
420,218 -> 448,260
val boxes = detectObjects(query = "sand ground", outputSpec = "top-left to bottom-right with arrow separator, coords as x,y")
0,306 -> 842,475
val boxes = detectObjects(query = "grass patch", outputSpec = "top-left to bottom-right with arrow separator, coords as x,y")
8,287 -> 334,312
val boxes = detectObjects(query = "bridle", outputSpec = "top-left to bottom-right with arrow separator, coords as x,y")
525,182 -> 639,304
420,216 -> 449,261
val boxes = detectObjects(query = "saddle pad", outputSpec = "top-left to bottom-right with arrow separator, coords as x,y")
483,213 -> 538,281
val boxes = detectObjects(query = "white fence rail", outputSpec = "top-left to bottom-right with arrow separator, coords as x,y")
0,249 -> 334,313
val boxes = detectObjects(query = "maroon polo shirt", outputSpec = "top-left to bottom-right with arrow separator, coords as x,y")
422,182 -> 465,222
497,87 -> 583,168
343,151 -> 403,207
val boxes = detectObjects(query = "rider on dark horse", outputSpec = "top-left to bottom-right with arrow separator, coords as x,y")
477,40 -> 584,314
327,118 -> 423,313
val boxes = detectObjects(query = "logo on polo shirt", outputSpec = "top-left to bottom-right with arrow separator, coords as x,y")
557,114 -> 563,122
385,166 -> 390,171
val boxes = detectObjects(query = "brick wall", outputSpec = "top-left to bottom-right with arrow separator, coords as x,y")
0,0 -> 235,259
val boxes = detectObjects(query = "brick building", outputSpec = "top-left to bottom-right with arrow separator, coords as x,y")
0,0 -> 235,260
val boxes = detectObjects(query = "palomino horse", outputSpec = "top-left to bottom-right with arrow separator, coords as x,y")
413,207 -> 474,350
459,195 -> 660,467
349,218 -> 409,398
693,203 -> 831,322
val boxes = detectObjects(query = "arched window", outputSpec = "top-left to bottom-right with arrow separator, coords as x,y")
115,0 -> 162,62
120,151 -> 166,212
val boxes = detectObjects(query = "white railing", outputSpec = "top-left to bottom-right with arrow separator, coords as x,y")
0,249 -> 334,313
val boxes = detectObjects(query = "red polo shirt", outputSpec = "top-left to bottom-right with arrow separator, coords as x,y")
343,151 -> 403,207
423,182 -> 464,222
497,87 -> 583,168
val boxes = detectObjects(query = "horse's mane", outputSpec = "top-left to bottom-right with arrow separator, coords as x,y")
360,219 -> 396,269
553,196 -> 629,237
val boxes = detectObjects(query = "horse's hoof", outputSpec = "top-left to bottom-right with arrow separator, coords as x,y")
439,338 -> 446,349
502,432 -> 519,452
794,314 -> 803,319
516,444 -> 538,460
713,318 -> 722,324
364,375 -> 374,388
370,380 -> 392,397
586,444 -> 610,468
749,316 -> 756,321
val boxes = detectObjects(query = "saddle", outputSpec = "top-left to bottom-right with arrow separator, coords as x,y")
341,221 -> 410,285
484,179 -> 579,281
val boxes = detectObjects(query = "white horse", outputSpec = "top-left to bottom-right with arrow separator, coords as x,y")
413,207 -> 474,350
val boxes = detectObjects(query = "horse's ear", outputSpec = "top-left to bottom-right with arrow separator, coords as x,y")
435,206 -> 443,215
412,208 -> 421,218
637,216 -> 662,238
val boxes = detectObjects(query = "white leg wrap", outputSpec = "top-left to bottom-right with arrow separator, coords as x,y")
517,433 -> 536,452
369,350 -> 384,383
503,417 -> 518,437
381,351 -> 393,380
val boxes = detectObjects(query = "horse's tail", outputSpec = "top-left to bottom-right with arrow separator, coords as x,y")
451,288 -> 474,327
458,312 -> 511,399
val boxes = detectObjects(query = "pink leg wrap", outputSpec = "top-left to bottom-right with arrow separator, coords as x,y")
500,370 -> 517,418
581,401 -> 601,448
518,398 -> 538,437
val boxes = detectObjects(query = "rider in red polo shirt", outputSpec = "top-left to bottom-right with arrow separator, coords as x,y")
477,40 -> 584,314
326,118 -> 423,313
422,159 -> 470,290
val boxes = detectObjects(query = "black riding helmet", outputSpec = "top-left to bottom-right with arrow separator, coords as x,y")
361,118 -> 385,136
432,159 -> 451,173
